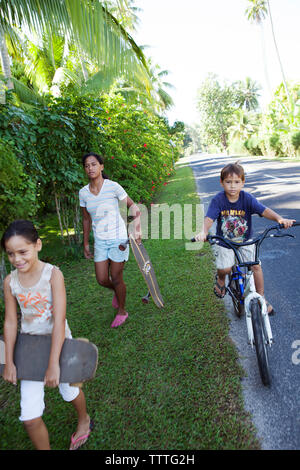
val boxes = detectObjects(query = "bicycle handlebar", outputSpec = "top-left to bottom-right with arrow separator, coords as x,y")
191,221 -> 300,266
191,221 -> 300,244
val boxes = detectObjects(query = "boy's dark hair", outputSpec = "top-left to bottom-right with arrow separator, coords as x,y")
220,162 -> 245,182
82,152 -> 109,179
1,220 -> 39,250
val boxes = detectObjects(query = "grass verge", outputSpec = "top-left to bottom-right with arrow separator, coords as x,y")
0,161 -> 259,450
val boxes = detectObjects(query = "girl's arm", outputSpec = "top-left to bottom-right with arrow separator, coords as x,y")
3,275 -> 18,385
262,208 -> 296,228
127,196 -> 142,244
81,207 -> 93,259
44,268 -> 67,388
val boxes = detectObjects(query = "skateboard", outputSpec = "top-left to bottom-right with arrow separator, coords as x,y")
128,234 -> 164,308
0,334 -> 98,385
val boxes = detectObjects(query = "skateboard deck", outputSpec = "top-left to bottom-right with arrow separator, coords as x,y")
129,234 -> 164,308
0,334 -> 98,384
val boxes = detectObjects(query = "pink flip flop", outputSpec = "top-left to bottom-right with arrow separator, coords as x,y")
70,419 -> 94,450
112,293 -> 119,309
111,313 -> 128,328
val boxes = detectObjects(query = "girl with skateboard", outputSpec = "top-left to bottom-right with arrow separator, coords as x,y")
79,152 -> 141,328
1,220 -> 92,450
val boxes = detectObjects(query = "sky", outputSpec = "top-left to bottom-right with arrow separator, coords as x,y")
133,0 -> 300,126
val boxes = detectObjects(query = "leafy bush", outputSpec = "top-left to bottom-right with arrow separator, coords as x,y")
269,133 -> 284,156
243,135 -> 263,156
292,131 -> 300,150
0,139 -> 38,231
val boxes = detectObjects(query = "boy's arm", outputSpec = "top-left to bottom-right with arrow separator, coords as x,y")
262,208 -> 296,228
44,268 -> 67,388
195,216 -> 214,242
3,275 -> 18,385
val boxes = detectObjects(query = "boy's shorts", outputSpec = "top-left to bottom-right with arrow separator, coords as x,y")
94,238 -> 129,263
19,380 -> 79,422
213,242 -> 256,270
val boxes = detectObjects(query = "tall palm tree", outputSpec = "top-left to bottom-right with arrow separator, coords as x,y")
266,0 -> 290,102
245,0 -> 271,103
0,0 -> 150,96
0,27 -> 13,90
245,0 -> 290,103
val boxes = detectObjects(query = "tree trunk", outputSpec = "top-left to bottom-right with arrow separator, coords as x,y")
259,23 -> 271,107
0,28 -> 14,91
266,0 -> 290,103
54,188 -> 65,243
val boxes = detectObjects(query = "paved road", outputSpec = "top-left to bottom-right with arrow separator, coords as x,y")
189,153 -> 300,450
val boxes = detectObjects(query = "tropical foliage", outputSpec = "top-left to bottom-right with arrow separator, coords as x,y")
0,0 -> 183,241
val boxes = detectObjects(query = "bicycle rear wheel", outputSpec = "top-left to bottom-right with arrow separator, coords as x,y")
251,298 -> 271,386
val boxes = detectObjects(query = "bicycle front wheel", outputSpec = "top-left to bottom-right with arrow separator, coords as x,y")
251,298 -> 271,386
228,275 -> 244,318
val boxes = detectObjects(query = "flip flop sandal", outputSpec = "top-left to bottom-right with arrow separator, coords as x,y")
111,312 -> 128,328
214,278 -> 226,299
266,301 -> 275,316
70,419 -> 94,450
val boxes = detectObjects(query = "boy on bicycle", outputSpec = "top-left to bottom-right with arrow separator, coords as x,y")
195,162 -> 295,314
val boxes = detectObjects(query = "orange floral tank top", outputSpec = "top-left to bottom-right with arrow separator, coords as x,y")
9,263 -> 71,337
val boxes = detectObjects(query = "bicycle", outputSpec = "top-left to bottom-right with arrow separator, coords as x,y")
192,221 -> 300,386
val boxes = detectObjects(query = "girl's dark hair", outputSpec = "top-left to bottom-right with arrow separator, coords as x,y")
1,220 -> 39,250
220,162 -> 245,182
82,152 -> 109,179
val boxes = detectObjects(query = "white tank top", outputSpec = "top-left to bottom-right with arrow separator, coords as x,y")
10,263 -> 71,337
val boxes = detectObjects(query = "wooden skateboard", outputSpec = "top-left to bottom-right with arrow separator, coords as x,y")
0,334 -> 98,385
128,234 -> 164,308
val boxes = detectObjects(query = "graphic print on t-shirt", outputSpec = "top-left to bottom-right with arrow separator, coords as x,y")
220,209 -> 248,242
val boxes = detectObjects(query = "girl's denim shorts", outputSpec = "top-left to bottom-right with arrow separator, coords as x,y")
94,238 -> 129,263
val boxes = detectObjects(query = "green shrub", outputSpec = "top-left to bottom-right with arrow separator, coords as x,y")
292,131 -> 300,150
0,139 -> 38,231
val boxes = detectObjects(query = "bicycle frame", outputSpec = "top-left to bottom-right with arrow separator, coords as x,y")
229,265 -> 272,347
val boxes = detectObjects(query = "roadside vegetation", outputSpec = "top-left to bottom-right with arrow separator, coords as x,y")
184,1 -> 300,160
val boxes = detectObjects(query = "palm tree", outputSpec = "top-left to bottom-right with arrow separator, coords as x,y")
113,57 -> 174,113
0,0 -> 150,97
0,27 -> 13,90
245,0 -> 290,103
245,0 -> 271,103
265,0 -> 290,102
236,77 -> 261,111
106,0 -> 141,32
229,109 -> 256,142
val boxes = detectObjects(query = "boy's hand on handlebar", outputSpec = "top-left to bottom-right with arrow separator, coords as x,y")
278,218 -> 296,229
194,231 -> 208,242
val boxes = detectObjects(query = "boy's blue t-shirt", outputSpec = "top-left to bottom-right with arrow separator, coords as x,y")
206,190 -> 266,246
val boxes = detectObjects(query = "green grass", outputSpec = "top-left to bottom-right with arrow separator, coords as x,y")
0,163 -> 260,450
